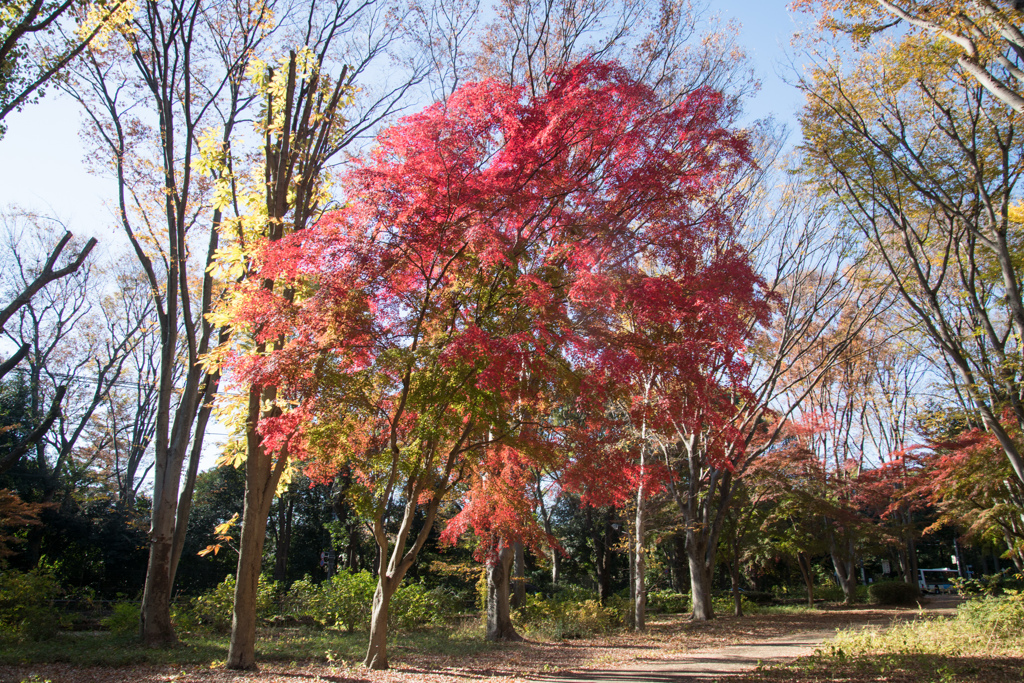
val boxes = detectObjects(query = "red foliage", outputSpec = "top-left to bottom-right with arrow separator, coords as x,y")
225,60 -> 767,555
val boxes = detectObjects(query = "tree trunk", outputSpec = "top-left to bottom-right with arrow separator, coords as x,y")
633,482 -> 646,632
274,496 -> 294,583
903,531 -> 919,588
511,541 -> 526,609
729,555 -> 742,617
828,532 -> 857,605
591,507 -> 614,605
225,469 -> 276,669
730,566 -> 742,617
363,477 -> 449,670
672,535 -> 688,592
140,456 -> 183,646
537,478 -> 559,585
365,576 -> 398,670
226,389 -> 289,670
728,518 -> 743,617
687,536 -> 714,621
486,542 -> 523,642
226,505 -> 270,670
139,530 -> 176,645
796,552 -> 815,607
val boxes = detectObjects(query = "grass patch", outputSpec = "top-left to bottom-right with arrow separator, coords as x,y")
734,600 -> 1024,683
746,652 -> 1024,682
0,623 -> 496,668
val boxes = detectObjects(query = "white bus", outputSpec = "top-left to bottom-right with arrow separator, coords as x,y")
918,568 -> 959,593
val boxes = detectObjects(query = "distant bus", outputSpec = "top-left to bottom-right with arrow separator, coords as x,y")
918,568 -> 959,593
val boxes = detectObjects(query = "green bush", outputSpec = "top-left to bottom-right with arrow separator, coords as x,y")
285,572 -> 453,632
868,580 -> 920,606
101,602 -> 140,637
710,593 -> 758,615
0,569 -> 64,642
957,590 -> 1024,634
286,571 -> 376,631
186,574 -> 278,632
647,590 -> 688,614
953,571 -> 1024,597
514,588 -> 625,639
391,583 -> 440,631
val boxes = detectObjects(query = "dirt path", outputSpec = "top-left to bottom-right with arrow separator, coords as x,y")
523,596 -> 962,683
523,628 -> 835,682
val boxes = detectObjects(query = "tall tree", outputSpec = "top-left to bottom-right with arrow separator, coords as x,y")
221,46 -> 356,671
69,0 -> 277,645
802,35 -> 1024,487
70,0 -> 421,647
227,61 -> 756,668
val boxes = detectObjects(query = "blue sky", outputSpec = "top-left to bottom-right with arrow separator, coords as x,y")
0,1 -> 807,242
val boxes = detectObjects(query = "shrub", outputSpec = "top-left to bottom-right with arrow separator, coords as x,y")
297,570 -> 377,632
647,590 -> 688,614
868,580 -> 920,606
513,588 -> 625,639
390,583 -> 449,631
957,590 -> 1024,634
286,572 -> 453,632
101,602 -> 140,637
710,593 -> 758,615
186,574 -> 278,632
0,569 -> 64,642
953,570 -> 1024,597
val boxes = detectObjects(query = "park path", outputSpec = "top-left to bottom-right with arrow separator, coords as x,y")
522,596 -> 962,683
521,628 -> 834,682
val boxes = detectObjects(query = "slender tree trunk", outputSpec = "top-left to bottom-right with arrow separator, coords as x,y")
627,517 -> 636,630
797,552 -> 815,607
729,550 -> 742,616
274,496 -> 293,583
537,478 -> 559,585
170,365 -> 223,588
590,506 -> 613,604
904,530 -> 919,589
541,510 -> 560,585
730,564 -> 742,617
633,477 -> 647,632
672,535 -> 688,592
511,541 -> 526,609
486,542 -> 523,642
828,531 -> 857,605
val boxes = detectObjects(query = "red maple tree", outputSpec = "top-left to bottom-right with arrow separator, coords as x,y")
225,60 -> 762,669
